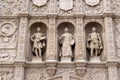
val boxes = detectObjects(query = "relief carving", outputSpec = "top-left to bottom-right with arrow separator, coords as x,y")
114,19 -> 120,55
32,0 -> 48,7
31,27 -> 46,61
30,0 -> 49,15
87,27 -> 103,57
84,0 -> 100,7
0,50 -> 16,61
0,0 -> 27,15
25,68 -> 48,80
59,0 -> 73,11
83,0 -> 103,14
0,69 -> 14,80
59,28 -> 75,62
111,0 -> 120,14
84,68 -> 108,80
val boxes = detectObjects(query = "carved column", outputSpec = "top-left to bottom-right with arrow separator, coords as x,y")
14,63 -> 25,80
103,0 -> 118,80
107,63 -> 118,80
75,15 -> 85,61
46,15 -> 57,61
16,14 -> 29,61
75,15 -> 87,77
104,16 -> 116,61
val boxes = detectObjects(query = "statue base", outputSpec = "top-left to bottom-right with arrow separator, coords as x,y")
61,57 -> 71,62
32,56 -> 42,62
90,56 -> 100,62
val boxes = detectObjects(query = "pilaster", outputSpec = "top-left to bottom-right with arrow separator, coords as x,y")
14,62 -> 26,80
75,14 -> 85,61
16,13 -> 29,61
46,14 -> 57,61
107,62 -> 119,80
104,16 -> 116,61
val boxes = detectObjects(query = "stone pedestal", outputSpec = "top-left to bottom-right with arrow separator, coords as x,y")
61,57 -> 71,62
90,56 -> 100,62
32,56 -> 42,62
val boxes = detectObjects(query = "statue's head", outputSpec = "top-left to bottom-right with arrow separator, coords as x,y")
92,27 -> 96,32
64,27 -> 69,32
37,27 -> 41,32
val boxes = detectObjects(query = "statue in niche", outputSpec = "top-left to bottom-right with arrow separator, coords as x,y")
59,28 -> 75,61
87,27 -> 103,57
31,27 -> 46,58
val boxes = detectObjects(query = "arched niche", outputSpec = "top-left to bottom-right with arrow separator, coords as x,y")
28,22 -> 47,61
57,22 -> 75,62
85,22 -> 104,62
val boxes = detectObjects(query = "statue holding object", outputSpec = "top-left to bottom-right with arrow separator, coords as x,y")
31,27 -> 46,57
87,27 -> 103,57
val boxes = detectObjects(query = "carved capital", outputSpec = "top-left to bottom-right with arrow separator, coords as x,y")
18,13 -> 31,18
103,13 -> 115,18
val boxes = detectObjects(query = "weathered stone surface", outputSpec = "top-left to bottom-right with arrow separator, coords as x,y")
0,0 -> 119,80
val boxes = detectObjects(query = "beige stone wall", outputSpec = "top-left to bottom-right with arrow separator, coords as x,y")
0,0 -> 119,80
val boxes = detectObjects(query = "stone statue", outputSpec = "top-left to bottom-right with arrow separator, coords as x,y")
59,28 -> 75,60
87,27 -> 103,57
31,27 -> 46,57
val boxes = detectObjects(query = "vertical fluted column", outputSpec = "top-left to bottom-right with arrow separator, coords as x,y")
46,15 -> 57,61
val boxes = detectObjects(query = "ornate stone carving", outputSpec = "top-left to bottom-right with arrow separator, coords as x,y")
30,0 -> 50,15
114,19 -> 120,57
0,0 -> 27,15
0,69 -> 14,80
111,0 -> 120,14
59,28 -> 75,62
0,23 -> 17,37
32,0 -> 48,7
84,68 -> 108,80
0,50 -> 16,61
84,0 -> 100,7
31,27 -> 46,61
25,68 -> 48,80
86,27 -> 103,62
83,0 -> 103,14
59,0 -> 73,11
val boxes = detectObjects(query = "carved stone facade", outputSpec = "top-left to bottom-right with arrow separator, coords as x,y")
0,0 -> 120,80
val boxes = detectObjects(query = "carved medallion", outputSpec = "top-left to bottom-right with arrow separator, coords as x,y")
32,0 -> 48,7
59,0 -> 73,11
85,0 -> 100,6
0,23 -> 16,37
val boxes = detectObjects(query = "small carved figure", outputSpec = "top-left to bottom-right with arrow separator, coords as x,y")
87,27 -> 103,56
31,27 -> 46,57
59,28 -> 75,58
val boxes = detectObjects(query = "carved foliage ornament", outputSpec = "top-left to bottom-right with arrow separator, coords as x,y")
59,0 -> 73,11
84,0 -> 100,6
32,0 -> 48,7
